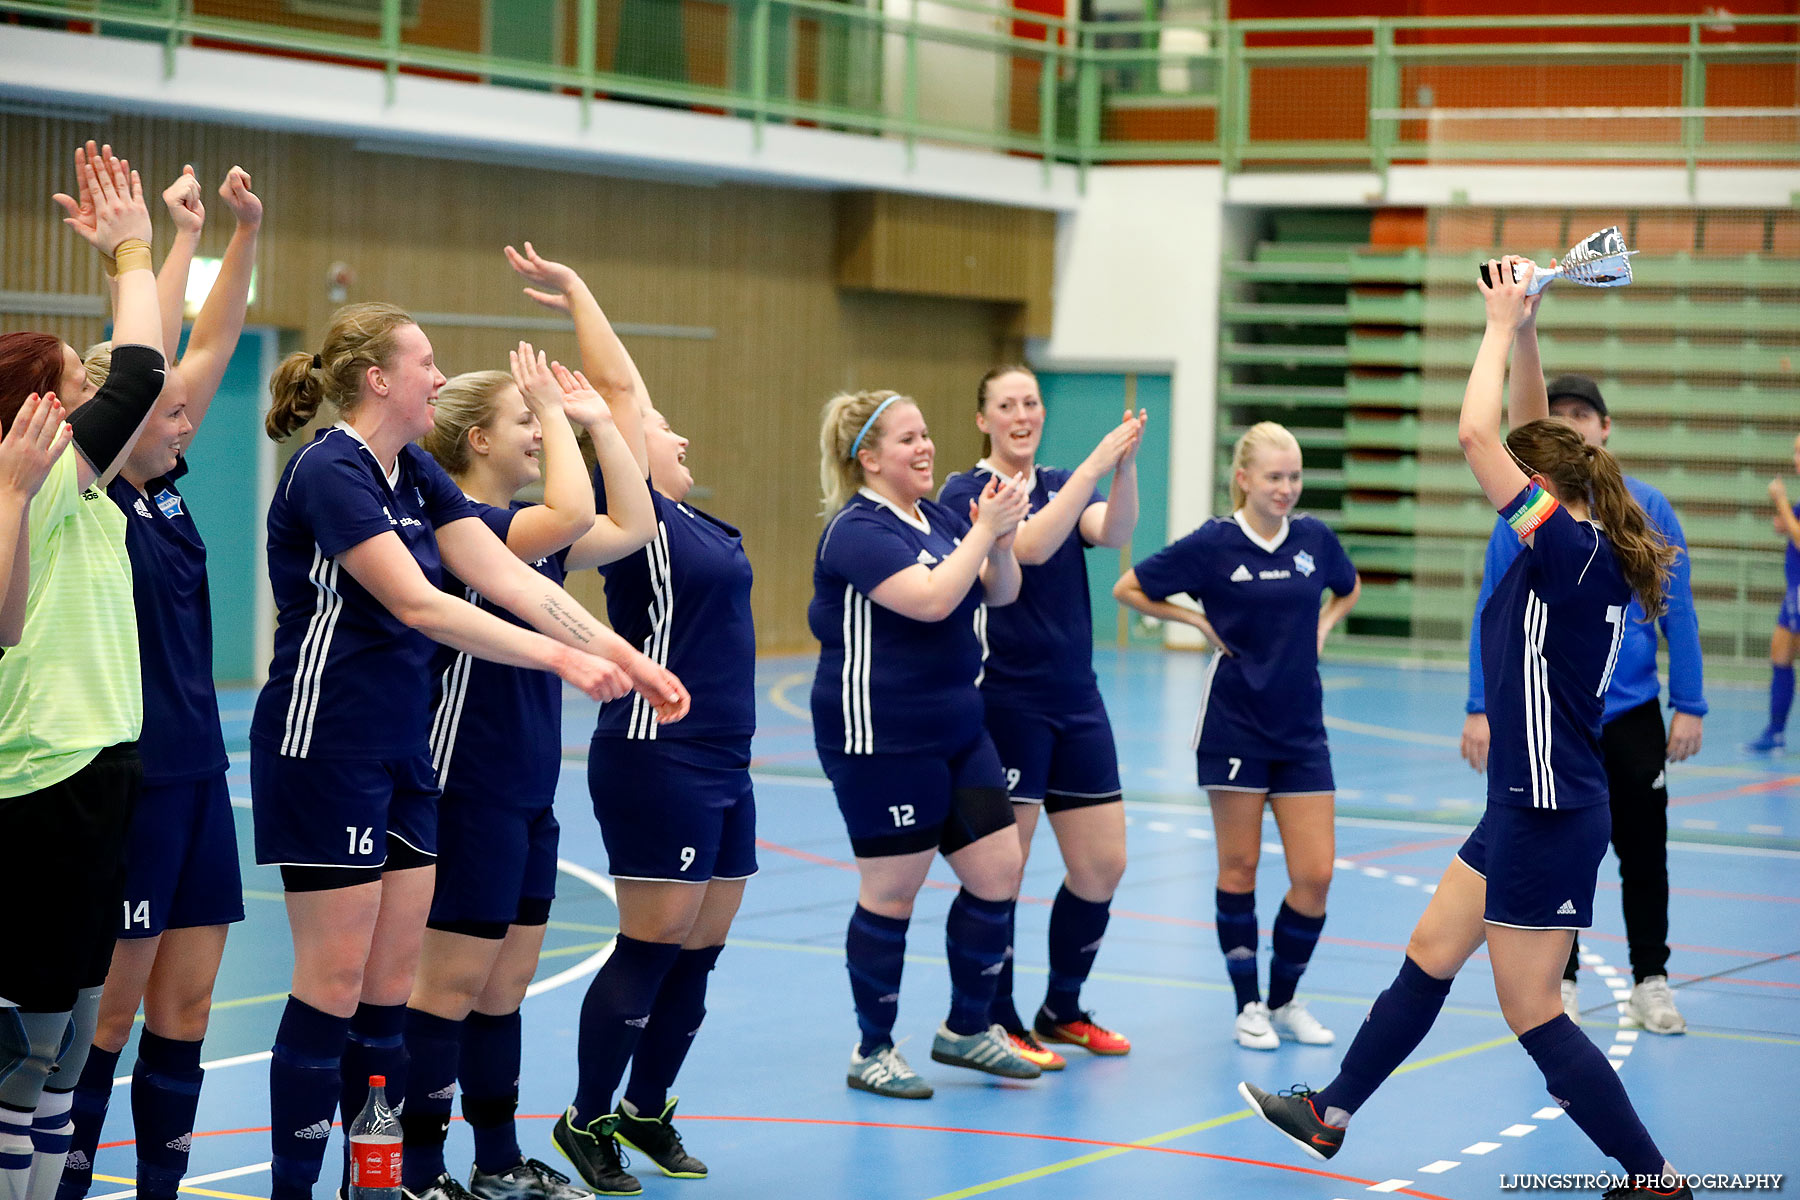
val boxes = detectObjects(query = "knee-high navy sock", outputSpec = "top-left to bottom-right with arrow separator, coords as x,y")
1518,1015 -> 1665,1180
268,997 -> 350,1200
130,1032 -> 203,1200
986,906 -> 1025,1033
1043,885 -> 1112,1021
459,1010 -> 522,1176
398,1009 -> 463,1191
944,892 -> 1013,1037
1772,664 -> 1795,732
1267,902 -> 1327,1012
1315,956 -> 1453,1120
337,1003 -> 406,1196
52,1046 -> 117,1200
571,935 -> 681,1128
623,945 -> 724,1118
1215,889 -> 1260,1011
845,906 -> 909,1057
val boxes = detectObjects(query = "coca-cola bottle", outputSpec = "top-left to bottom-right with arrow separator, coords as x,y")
346,1075 -> 402,1200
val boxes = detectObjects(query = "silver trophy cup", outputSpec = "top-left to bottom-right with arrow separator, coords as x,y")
1478,225 -> 1637,295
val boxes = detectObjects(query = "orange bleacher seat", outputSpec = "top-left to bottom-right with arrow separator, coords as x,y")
1633,211 -> 1698,254
1499,211 -> 1567,256
1698,213 -> 1769,256
1431,209 -> 1499,250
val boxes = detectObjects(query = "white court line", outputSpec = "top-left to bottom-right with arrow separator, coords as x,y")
90,1161 -> 272,1199
112,861 -> 615,1086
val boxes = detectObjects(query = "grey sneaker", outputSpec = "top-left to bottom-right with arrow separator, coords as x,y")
1561,977 -> 1582,1025
405,1174 -> 483,1200
1627,975 -> 1687,1035
468,1158 -> 593,1200
930,1023 -> 1042,1079
847,1043 -> 934,1099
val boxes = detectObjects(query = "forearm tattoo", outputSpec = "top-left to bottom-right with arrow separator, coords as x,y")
537,591 -> 596,646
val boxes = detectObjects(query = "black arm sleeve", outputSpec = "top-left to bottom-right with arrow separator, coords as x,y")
67,343 -> 166,471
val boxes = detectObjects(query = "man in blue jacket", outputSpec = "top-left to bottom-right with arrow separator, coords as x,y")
1459,364 -> 1705,1038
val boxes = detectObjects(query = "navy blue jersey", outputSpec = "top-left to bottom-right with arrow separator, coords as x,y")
1787,501 -> 1800,587
810,490 -> 987,755
429,501 -> 569,804
1480,488 -> 1629,811
939,463 -> 1104,712
594,482 -> 756,742
108,461 -> 228,785
251,424 -> 475,760
1133,513 -> 1356,758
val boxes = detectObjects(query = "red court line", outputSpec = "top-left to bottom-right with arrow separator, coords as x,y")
104,1115 -> 1452,1199
1577,928 -> 1781,962
1596,882 -> 1800,906
1342,835 -> 1466,863
1669,775 -> 1800,807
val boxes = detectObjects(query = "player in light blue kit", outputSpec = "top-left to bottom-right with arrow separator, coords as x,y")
1116,420 -> 1359,1051
1751,432 -> 1800,753
1240,256 -> 1694,1200
939,366 -> 1144,1068
812,389 -> 1039,1099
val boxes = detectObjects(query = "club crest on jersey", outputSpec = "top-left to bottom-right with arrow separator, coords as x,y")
917,548 -> 938,566
154,488 -> 183,519
1293,550 -> 1315,576
1230,564 -> 1252,583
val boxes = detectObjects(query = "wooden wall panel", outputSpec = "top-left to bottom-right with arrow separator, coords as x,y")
1,112 -> 1022,652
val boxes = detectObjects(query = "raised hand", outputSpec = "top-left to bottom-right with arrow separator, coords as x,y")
508,340 -> 563,413
1477,254 -> 1533,331
0,392 -> 73,501
1769,477 -> 1789,506
549,362 -> 614,434
51,141 -> 101,246
54,143 -> 151,256
218,165 -> 263,230
504,241 -> 584,312
163,165 -> 205,237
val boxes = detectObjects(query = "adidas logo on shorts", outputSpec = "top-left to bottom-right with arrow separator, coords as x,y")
295,1120 -> 332,1140
1557,900 -> 1578,916
65,1152 -> 90,1172
981,961 -> 1004,976
166,1134 -> 192,1153
428,1085 -> 455,1100
625,1016 -> 650,1028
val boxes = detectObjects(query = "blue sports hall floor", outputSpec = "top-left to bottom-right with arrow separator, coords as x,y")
92,651 -> 1793,1199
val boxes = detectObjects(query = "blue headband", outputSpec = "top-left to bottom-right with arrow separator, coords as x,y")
849,394 -> 903,461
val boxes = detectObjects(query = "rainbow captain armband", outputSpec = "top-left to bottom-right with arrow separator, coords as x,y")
1502,482 -> 1560,540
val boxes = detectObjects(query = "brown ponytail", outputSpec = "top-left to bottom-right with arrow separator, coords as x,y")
266,302 -> 417,441
1505,418 -> 1678,617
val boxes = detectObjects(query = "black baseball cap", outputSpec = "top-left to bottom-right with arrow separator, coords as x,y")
1546,374 -> 1607,419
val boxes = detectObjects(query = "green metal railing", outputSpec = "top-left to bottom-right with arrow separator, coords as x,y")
2,2 -> 1795,185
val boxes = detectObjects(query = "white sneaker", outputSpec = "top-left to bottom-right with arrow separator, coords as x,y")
1560,978 -> 1581,1025
1269,999 -> 1336,1045
1627,975 -> 1687,1035
1234,1001 -> 1278,1051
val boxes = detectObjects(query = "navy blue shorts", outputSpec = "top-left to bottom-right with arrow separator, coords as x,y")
1195,748 -> 1334,796
590,737 -> 757,883
119,773 -> 245,938
428,791 -> 559,938
1456,803 -> 1611,929
1779,583 -> 1800,633
251,747 -> 439,869
986,699 -> 1122,811
819,732 -> 1014,858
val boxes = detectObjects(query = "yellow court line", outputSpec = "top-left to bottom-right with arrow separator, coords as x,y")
93,1175 -> 264,1200
767,671 -> 811,721
923,1109 -> 1251,1200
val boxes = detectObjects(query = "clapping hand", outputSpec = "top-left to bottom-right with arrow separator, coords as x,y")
163,165 -> 204,237
504,241 -> 584,313
971,471 -> 1030,549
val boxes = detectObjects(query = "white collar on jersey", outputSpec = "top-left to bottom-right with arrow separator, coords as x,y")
334,420 -> 401,489
858,485 -> 931,533
1233,509 -> 1291,553
975,458 -> 1038,495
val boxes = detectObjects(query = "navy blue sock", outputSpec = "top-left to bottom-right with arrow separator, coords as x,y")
338,1003 -> 407,1195
398,1008 -> 463,1190
1043,885 -> 1112,1021
623,944 -> 724,1117
1518,1015 -> 1665,1180
1215,888 -> 1260,1011
54,1045 -> 117,1200
130,1031 -> 204,1200
1316,956 -> 1453,1118
1772,664 -> 1795,732
268,996 -> 350,1200
987,906 -> 1025,1034
571,935 -> 681,1127
846,905 -> 910,1057
460,1010 -> 523,1176
1267,902 -> 1327,1012
944,892 -> 1013,1037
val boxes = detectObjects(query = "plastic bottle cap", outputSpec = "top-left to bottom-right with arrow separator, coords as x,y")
369,1075 -> 386,1086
